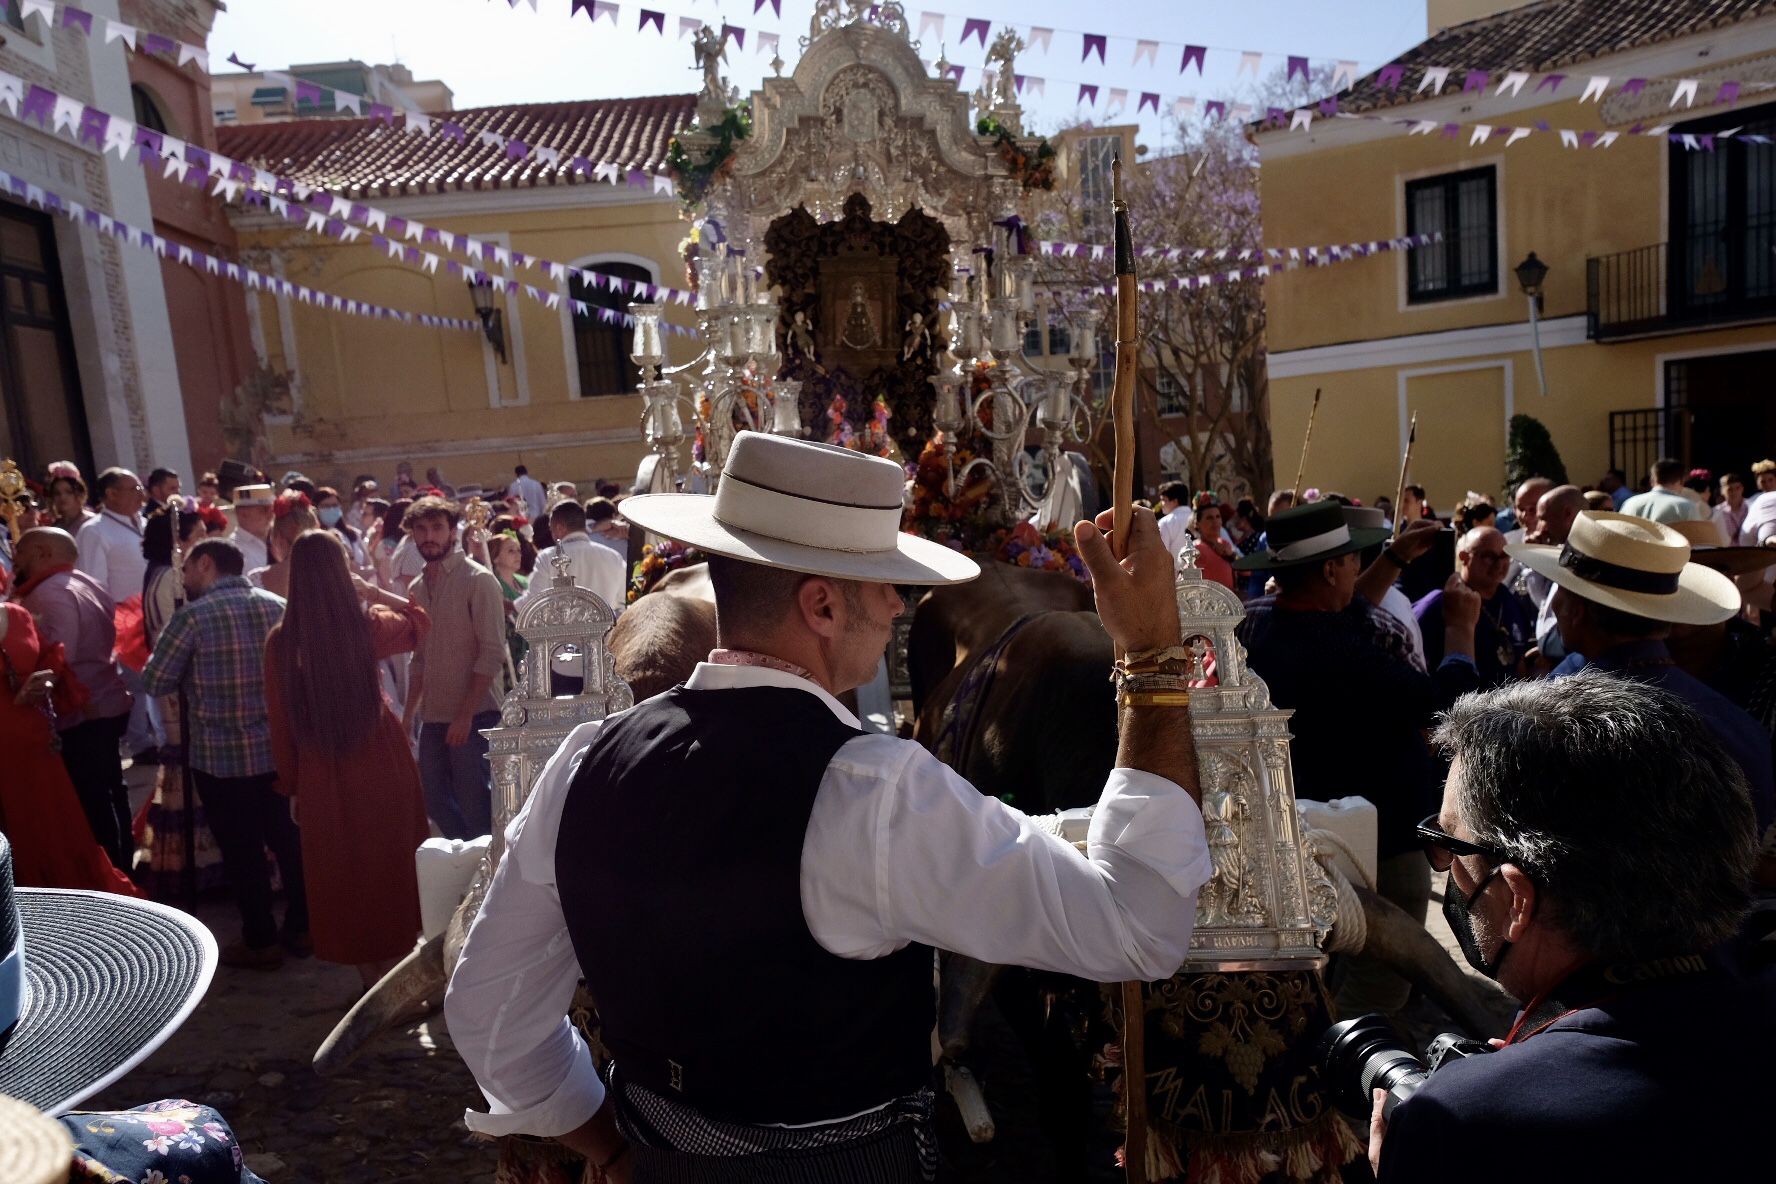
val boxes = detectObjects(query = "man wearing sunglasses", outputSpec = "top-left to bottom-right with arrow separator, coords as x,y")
1369,670 -> 1773,1182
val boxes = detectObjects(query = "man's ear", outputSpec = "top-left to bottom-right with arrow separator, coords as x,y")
795,576 -> 841,639
1500,863 -> 1538,942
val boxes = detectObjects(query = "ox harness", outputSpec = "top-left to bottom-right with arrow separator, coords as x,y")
556,685 -> 936,1182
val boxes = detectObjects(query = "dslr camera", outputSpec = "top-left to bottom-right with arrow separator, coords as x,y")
1317,1014 -> 1491,1120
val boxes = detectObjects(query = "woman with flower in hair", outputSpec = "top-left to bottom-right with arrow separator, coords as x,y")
266,530 -> 430,987
44,463 -> 95,537
251,490 -> 317,599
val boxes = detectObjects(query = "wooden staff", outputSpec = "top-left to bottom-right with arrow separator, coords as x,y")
1290,387 -> 1322,503
1107,156 -> 1151,1184
1391,412 -> 1419,540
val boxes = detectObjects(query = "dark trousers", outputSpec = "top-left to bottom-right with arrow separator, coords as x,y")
58,713 -> 133,871
191,769 -> 308,948
417,711 -> 499,839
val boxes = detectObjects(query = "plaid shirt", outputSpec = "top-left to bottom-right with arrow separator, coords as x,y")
142,576 -> 286,778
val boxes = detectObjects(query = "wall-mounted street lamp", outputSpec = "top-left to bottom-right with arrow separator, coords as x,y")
1515,251 -> 1550,398
467,275 -> 508,364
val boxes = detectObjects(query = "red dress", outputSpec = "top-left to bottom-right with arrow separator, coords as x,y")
265,605 -> 432,964
0,603 -> 142,896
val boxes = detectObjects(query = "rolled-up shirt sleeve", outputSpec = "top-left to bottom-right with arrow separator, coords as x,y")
470,571 -> 508,681
444,720 -> 607,1136
804,736 -> 1212,983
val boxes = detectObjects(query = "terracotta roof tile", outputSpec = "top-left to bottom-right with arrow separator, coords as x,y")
216,93 -> 698,198
1334,0 -> 1776,116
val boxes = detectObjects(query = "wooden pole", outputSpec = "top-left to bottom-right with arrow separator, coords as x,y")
1108,156 -> 1150,1184
1392,412 -> 1419,540
1290,387 -> 1322,503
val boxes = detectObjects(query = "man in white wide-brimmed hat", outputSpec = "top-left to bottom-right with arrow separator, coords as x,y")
1509,510 -> 1774,844
447,432 -> 1213,1181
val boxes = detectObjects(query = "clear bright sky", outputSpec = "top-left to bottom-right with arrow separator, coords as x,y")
211,0 -> 1429,148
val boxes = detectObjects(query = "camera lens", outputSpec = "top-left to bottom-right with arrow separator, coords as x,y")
1317,1014 -> 1431,1118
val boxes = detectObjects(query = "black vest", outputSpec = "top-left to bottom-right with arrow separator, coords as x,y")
555,686 -> 935,1125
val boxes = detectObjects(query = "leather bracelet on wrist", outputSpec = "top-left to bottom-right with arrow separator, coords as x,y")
1381,548 -> 1407,568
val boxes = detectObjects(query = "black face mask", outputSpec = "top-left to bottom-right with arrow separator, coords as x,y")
1443,866 -> 1512,979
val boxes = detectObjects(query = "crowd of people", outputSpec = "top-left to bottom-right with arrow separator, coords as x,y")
0,456 -> 634,984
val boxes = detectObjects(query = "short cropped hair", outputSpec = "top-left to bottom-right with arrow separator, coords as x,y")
1158,481 -> 1190,506
402,495 -> 460,531
147,467 -> 179,490
1652,457 -> 1685,486
95,467 -> 137,497
584,496 -> 618,524
1435,670 -> 1756,960
550,499 -> 587,534
187,537 -> 245,577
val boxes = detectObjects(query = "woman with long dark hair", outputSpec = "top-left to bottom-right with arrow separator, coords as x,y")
265,530 -> 430,987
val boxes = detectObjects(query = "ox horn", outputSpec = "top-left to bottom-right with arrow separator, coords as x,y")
1352,885 -> 1513,1038
313,932 -> 448,1075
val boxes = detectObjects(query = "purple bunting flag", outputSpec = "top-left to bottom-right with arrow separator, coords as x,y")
1318,96 -> 1339,117
1621,78 -> 1647,96
1267,107 -> 1287,129
1287,55 -> 1309,83
754,0 -> 780,14
1377,64 -> 1405,90
441,121 -> 466,143
142,33 -> 176,57
1535,74 -> 1565,94
368,103 -> 394,124
1082,33 -> 1106,64
20,85 -> 54,126
1078,83 -> 1099,106
227,52 -> 255,70
724,24 -> 745,49
1463,70 -> 1489,93
1204,99 -> 1226,122
1180,44 -> 1206,74
506,138 -> 530,161
135,126 -> 164,162
1138,92 -> 1159,115
946,65 -> 964,83
295,80 -> 324,106
571,0 -> 595,17
639,9 -> 665,34
1717,81 -> 1741,106
77,106 -> 108,149
61,7 -> 92,34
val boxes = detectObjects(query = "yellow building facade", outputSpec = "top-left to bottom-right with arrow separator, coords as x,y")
1257,0 -> 1776,510
218,94 -> 697,492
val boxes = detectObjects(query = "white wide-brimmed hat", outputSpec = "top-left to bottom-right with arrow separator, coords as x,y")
230,484 -> 274,508
1506,510 -> 1741,626
621,432 -> 980,585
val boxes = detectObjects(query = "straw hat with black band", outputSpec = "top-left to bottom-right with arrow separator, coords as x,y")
1231,500 -> 1392,572
0,832 -> 216,1116
1664,519 -> 1776,579
1506,511 -> 1741,627
620,431 -> 980,585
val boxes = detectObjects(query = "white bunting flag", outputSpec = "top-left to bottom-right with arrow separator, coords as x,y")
1107,87 -> 1128,113
653,174 -> 675,195
1028,26 -> 1053,54
177,44 -> 209,72
21,0 -> 53,23
535,145 -> 561,167
0,71 -> 23,114
1238,51 -> 1262,79
1594,131 -> 1619,148
305,210 -> 327,233
679,17 -> 702,39
1470,124 -> 1492,145
1133,40 -> 1158,69
758,32 -> 779,57
493,246 -> 511,267
1505,126 -> 1533,147
404,111 -> 433,136
1290,108 -> 1313,132
595,161 -> 620,183
103,117 -> 136,160
177,245 -> 195,265
269,195 -> 287,216
338,224 -> 361,243
365,208 -> 386,232
23,183 -> 42,207
465,238 -> 483,261
919,12 -> 943,41
335,91 -> 362,115
1580,76 -> 1611,103
1026,77 -> 1045,98
404,219 -> 426,242
103,19 -> 137,50
1559,129 -> 1579,148
1333,60 -> 1358,89
163,152 -> 190,182
51,96 -> 82,135
328,195 -> 353,218
1496,71 -> 1530,97
1409,120 -> 1437,135
1417,67 -> 1450,95
1671,79 -> 1699,108
422,253 -> 441,274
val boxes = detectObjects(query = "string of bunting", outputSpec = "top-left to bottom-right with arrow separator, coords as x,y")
12,1 -> 679,190
1033,232 -> 1441,265
1062,234 -> 1441,296
0,167 -> 478,331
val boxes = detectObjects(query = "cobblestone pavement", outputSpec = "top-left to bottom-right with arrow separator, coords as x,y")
85,895 -> 497,1183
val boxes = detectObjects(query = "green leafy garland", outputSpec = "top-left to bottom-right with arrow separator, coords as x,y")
976,117 -> 1056,191
666,105 -> 752,205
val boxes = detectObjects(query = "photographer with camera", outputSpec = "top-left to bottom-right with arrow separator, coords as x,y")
1364,669 -> 1774,1181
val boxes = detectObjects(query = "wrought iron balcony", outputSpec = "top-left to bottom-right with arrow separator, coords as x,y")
1587,233 -> 1776,341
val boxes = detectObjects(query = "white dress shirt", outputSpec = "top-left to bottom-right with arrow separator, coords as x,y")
444,662 -> 1211,1138
512,473 -> 548,522
519,533 -> 627,616
75,509 -> 147,603
1157,506 -> 1194,567
231,527 -> 269,575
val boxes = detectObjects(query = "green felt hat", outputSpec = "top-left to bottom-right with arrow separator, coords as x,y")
1232,501 -> 1391,572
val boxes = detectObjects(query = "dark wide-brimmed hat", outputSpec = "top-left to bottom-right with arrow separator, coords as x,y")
1233,500 -> 1391,572
0,835 -> 216,1115
1506,511 -> 1740,627
621,432 -> 980,585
